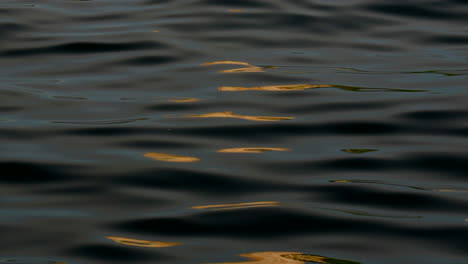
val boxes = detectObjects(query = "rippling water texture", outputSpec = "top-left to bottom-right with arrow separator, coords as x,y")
1,0 -> 468,263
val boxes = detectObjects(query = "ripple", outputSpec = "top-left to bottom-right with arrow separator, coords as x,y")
52,96 -> 88,100
114,168 -> 299,195
64,244 -> 156,261
1,41 -> 164,57
266,152 -> 468,178
121,55 -> 178,66
120,96 -> 199,102
337,67 -> 468,76
112,207 -> 407,238
192,201 -> 280,210
312,185 -> 468,212
0,259 -> 65,264
2,0 -> 468,263
341,149 -> 378,154
330,179 -> 468,193
398,110 -> 468,121
51,118 -> 149,125
363,2 -> 468,21
318,207 -> 422,219
0,162 -> 78,184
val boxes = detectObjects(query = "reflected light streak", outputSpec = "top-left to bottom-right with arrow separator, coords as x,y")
106,236 -> 182,248
144,152 -> 200,162
218,84 -> 426,92
217,147 -> 290,153
201,61 -> 265,73
219,84 -> 333,91
172,111 -> 294,122
167,97 -> 199,102
207,251 -> 360,264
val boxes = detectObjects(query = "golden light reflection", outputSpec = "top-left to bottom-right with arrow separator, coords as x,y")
201,61 -> 252,66
143,152 -> 200,162
219,84 -> 333,91
333,180 -> 352,183
217,147 -> 291,153
167,97 -> 200,102
228,9 -> 243,12
201,61 -> 266,73
218,84 -> 425,92
106,236 -> 182,248
207,252 -> 360,264
172,111 -> 294,122
152,30 -> 159,32
221,67 -> 265,73
192,201 -> 279,210
283,253 -> 360,264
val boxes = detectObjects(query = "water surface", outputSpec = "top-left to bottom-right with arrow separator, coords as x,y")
1,0 -> 468,263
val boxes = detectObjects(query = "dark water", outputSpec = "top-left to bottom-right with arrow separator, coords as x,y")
1,0 -> 468,263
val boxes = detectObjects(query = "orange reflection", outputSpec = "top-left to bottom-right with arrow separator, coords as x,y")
207,252 -> 360,264
167,97 -> 199,102
201,61 -> 252,66
208,252 -> 301,264
217,147 -> 290,153
173,111 -> 294,122
228,9 -> 243,12
219,84 -> 333,91
106,236 -> 182,248
201,61 -> 265,73
192,201 -> 279,210
333,180 -> 351,183
218,84 -> 423,92
144,152 -> 200,162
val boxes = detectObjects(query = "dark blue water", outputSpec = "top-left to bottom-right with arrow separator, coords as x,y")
1,1 -> 468,263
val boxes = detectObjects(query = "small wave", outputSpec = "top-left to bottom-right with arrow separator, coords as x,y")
51,118 -> 148,125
